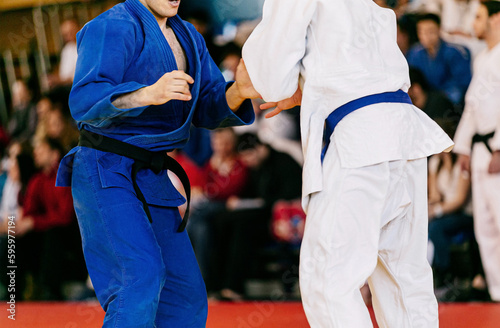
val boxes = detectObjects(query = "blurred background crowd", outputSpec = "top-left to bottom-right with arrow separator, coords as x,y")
0,0 -> 497,304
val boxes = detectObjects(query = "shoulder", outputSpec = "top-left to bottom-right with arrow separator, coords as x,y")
442,41 -> 471,60
78,3 -> 140,41
407,44 -> 426,59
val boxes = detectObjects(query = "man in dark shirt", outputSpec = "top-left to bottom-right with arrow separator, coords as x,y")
407,13 -> 472,106
16,137 -> 85,300
211,133 -> 302,300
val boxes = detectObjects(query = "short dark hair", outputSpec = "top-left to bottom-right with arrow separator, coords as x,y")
409,68 -> 431,92
483,1 -> 500,17
417,13 -> 441,27
237,133 -> 263,152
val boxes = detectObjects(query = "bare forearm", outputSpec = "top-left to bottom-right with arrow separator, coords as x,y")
112,70 -> 194,109
112,87 -> 151,109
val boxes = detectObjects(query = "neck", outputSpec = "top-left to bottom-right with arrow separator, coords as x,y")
155,16 -> 168,29
43,163 -> 57,174
427,45 -> 438,57
486,32 -> 500,50
138,0 -> 168,28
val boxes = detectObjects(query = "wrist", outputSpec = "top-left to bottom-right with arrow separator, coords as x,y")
136,86 -> 154,107
226,82 -> 245,111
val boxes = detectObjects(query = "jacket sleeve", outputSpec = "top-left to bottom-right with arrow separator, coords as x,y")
69,19 -> 149,128
242,0 -> 317,102
453,104 -> 476,156
190,25 -> 254,129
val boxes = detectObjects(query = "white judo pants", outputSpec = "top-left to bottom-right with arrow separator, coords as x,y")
471,147 -> 500,301
299,143 -> 438,328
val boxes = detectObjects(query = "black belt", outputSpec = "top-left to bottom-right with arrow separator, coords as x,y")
472,132 -> 495,154
79,129 -> 191,232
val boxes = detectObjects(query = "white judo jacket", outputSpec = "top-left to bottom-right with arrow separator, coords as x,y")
243,0 -> 454,211
454,42 -> 500,171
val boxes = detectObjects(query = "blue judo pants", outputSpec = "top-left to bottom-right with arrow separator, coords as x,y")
71,147 -> 207,327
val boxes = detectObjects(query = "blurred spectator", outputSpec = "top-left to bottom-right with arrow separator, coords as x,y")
45,106 -> 79,150
210,133 -> 302,300
15,137 -> 84,300
48,19 -> 79,88
7,80 -> 37,141
422,0 -> 480,37
33,87 -> 77,150
397,13 -> 421,54
0,142 -> 34,223
0,131 -> 10,201
187,128 -> 249,289
453,0 -> 500,302
0,146 -> 37,300
217,42 -> 303,163
427,121 -> 473,288
408,68 -> 459,125
407,13 -> 472,105
398,18 -> 413,55
219,42 -> 242,82
419,0 -> 487,58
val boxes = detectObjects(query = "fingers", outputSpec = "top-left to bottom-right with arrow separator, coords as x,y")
169,87 -> 192,101
260,102 -> 277,110
265,106 -> 284,119
153,71 -> 194,102
164,70 -> 194,84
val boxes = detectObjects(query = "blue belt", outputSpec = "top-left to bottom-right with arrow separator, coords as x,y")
321,90 -> 413,162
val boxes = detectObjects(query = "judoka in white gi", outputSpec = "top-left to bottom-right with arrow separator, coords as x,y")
454,1 -> 500,302
242,0 -> 454,327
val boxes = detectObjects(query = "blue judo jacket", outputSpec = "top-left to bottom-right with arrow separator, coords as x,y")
56,0 -> 254,207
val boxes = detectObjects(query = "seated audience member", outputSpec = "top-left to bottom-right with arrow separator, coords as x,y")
15,138 -> 85,300
187,128 -> 249,287
0,145 -> 36,299
48,19 -> 79,88
407,13 -> 472,105
427,121 -> 473,288
45,105 -> 79,150
33,87 -> 78,150
420,0 -> 487,58
211,133 -> 302,300
7,80 -> 37,141
408,68 -> 459,125
0,142 -> 35,223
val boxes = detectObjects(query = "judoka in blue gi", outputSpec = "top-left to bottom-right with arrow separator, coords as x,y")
56,0 -> 259,326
